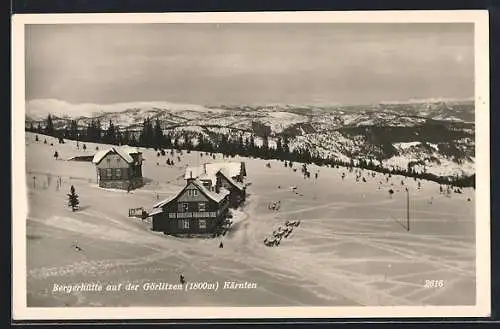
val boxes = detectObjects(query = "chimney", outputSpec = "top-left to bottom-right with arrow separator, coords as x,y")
215,178 -> 220,194
186,171 -> 195,185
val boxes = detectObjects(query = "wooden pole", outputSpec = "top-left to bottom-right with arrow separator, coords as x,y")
406,188 -> 410,232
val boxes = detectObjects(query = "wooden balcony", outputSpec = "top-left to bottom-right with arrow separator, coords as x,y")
167,205 -> 228,219
168,211 -> 217,219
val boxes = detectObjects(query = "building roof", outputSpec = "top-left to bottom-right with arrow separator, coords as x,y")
190,179 -> 230,203
184,166 -> 205,180
152,194 -> 177,209
92,146 -> 141,165
152,179 -> 230,211
184,162 -> 245,186
147,207 -> 164,217
120,146 -> 140,155
218,169 -> 245,191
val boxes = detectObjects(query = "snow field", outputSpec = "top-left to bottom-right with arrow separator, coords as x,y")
24,132 -> 476,307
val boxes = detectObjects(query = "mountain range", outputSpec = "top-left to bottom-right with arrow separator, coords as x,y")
25,99 -> 475,179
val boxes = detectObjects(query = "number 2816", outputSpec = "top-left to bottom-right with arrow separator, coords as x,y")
424,280 -> 445,288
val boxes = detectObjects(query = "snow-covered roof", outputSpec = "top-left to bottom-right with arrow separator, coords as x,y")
120,146 -> 140,155
147,207 -> 164,216
191,179 -> 230,203
212,162 -> 243,178
218,187 -> 231,200
198,164 -> 222,186
184,162 -> 244,186
92,146 -> 140,164
184,166 -> 205,180
152,179 -> 230,210
152,194 -> 177,209
218,169 -> 245,191
92,149 -> 110,164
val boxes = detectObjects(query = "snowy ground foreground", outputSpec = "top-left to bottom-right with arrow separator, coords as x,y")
24,132 -> 475,307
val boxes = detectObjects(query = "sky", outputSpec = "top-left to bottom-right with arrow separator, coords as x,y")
25,23 -> 474,109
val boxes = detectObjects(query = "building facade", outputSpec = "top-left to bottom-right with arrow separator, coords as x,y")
215,170 -> 246,208
92,147 -> 144,190
150,178 -> 230,236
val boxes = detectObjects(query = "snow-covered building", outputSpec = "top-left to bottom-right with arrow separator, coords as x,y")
92,146 -> 144,190
184,162 -> 247,207
149,161 -> 248,236
149,178 -> 231,236
215,169 -> 246,207
185,162 -> 246,186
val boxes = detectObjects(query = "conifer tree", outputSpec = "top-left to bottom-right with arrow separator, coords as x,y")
95,119 -> 102,142
153,118 -> 164,148
70,120 -> 78,140
115,126 -> 122,145
276,137 -> 283,157
105,120 -> 116,144
45,114 -> 54,136
122,129 -> 130,146
67,185 -> 80,211
184,133 -> 194,150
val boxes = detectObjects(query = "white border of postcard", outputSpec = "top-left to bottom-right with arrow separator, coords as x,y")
12,10 -> 491,320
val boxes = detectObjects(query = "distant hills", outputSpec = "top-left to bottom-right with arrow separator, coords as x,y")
25,98 -> 475,179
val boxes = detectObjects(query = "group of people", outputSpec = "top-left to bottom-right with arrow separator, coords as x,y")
268,201 -> 281,211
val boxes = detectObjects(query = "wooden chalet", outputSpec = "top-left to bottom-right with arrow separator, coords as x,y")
184,162 -> 247,207
215,169 -> 246,207
149,178 -> 231,236
92,146 -> 144,190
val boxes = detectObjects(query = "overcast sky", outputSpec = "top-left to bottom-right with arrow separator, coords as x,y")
25,23 -> 474,107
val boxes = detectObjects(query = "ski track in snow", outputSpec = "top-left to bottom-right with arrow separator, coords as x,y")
28,197 -> 416,306
25,133 -> 476,307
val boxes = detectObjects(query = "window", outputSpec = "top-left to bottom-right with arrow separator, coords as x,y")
106,168 -> 112,178
178,203 -> 189,212
199,219 -> 206,229
198,202 -> 206,212
179,219 -> 190,229
115,168 -> 121,179
106,158 -> 111,163
187,189 -> 199,197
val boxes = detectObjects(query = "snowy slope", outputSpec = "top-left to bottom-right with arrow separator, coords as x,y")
24,132 -> 476,308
